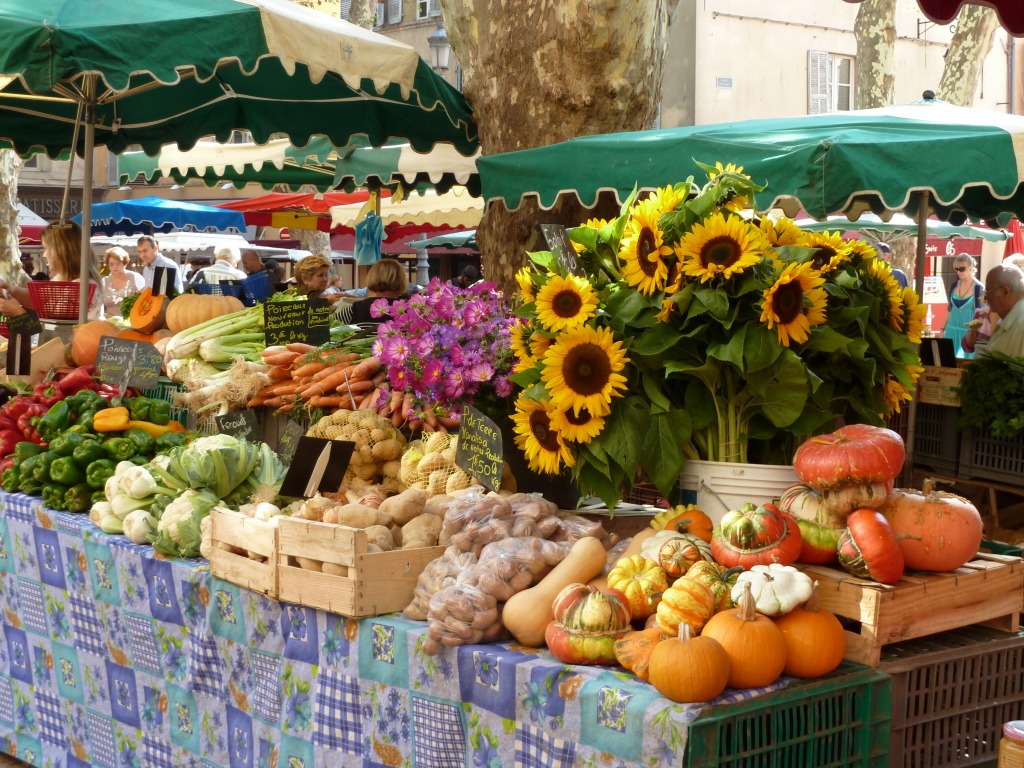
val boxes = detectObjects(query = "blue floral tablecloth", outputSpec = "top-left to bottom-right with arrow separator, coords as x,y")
0,491 -> 789,768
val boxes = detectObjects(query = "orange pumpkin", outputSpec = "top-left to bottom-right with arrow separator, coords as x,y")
70,320 -> 119,366
606,555 -> 669,620
701,581 -> 788,689
129,288 -> 171,334
682,561 -> 743,612
662,505 -> 715,542
773,581 -> 846,678
880,488 -> 983,572
613,627 -> 666,681
115,327 -> 174,344
655,576 -> 715,637
648,624 -> 729,704
657,534 -> 711,579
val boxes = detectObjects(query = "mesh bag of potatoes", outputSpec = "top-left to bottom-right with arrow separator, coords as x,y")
307,409 -> 406,493
400,431 -> 482,495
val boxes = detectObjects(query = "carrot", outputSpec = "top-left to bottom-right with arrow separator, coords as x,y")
347,356 -> 382,381
308,395 -> 346,408
401,391 -> 415,420
265,380 -> 301,396
389,389 -> 404,416
277,403 -> 294,413
247,395 -> 267,407
422,421 -> 436,432
371,369 -> 387,386
286,342 -> 316,354
337,378 -> 375,395
407,417 -> 422,432
261,396 -> 284,408
311,361 -> 354,382
265,365 -> 293,381
260,345 -> 288,359
437,414 -> 461,429
301,369 -> 356,399
262,351 -> 301,367
359,388 -> 383,410
291,361 -> 329,379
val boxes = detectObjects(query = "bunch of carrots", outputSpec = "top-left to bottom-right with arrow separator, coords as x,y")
247,342 -> 462,433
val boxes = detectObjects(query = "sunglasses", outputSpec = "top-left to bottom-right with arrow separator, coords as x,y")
955,266 -> 970,273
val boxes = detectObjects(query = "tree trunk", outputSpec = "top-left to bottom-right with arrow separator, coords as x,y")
348,0 -> 375,29
853,0 -> 896,108
936,5 -> 999,106
0,151 -> 26,287
443,0 -> 679,295
296,229 -> 331,260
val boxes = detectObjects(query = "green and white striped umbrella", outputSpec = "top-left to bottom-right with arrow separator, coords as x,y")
117,136 -> 481,194
479,100 -> 1024,226
795,214 -> 1009,244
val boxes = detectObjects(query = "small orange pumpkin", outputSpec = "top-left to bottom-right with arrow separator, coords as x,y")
606,555 -> 669,620
662,505 -> 715,542
613,627 -> 666,682
701,581 -> 788,689
773,581 -> 846,678
655,576 -> 715,637
880,488 -> 983,572
648,623 -> 729,703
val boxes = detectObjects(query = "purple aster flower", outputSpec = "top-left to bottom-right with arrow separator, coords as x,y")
494,376 -> 513,398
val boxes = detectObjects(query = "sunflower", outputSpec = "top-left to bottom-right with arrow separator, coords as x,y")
883,374 -> 914,416
707,161 -> 747,179
796,231 -> 853,274
550,404 -> 607,444
676,212 -> 767,283
899,287 -> 927,344
542,325 -> 629,416
572,217 -> 611,253
534,274 -> 599,332
515,266 -> 536,302
528,332 -> 553,360
846,238 -> 881,265
617,199 -> 673,295
646,185 -> 688,218
509,320 -> 532,360
721,193 -> 750,213
760,262 -> 828,346
760,216 -> 804,247
511,396 -> 575,475
863,258 -> 905,331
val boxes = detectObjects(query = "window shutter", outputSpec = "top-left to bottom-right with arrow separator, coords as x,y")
428,0 -> 442,16
834,56 -> 852,111
387,0 -> 402,23
340,0 -> 352,20
807,50 -> 829,115
375,2 -> 385,26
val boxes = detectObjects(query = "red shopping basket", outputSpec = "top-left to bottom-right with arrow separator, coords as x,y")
27,281 -> 97,320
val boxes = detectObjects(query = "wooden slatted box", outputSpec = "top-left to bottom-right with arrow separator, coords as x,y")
208,508 -> 280,598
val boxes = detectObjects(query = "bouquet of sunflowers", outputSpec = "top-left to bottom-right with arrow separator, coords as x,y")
509,162 -> 924,509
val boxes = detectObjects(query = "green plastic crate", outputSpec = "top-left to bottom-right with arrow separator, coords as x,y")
980,538 -> 1024,558
684,663 -> 892,768
138,377 -> 190,428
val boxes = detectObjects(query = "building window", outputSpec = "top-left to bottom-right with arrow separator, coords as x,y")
417,0 -> 441,19
807,51 -> 854,114
387,0 -> 402,23
21,155 -> 38,170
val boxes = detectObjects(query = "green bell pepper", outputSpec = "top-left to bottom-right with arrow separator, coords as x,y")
17,475 -> 41,495
74,409 -> 98,432
129,455 -> 149,466
63,482 -> 92,513
17,454 -> 40,483
42,482 -> 70,510
72,440 -> 106,467
128,397 -> 172,426
49,456 -> 85,486
36,401 -> 73,443
66,389 -> 105,415
32,451 -> 59,483
2,467 -> 19,493
154,431 -> 189,453
13,442 -> 44,466
85,459 -> 117,490
101,437 -> 137,462
49,431 -> 86,458
91,488 -> 107,505
122,427 -> 155,457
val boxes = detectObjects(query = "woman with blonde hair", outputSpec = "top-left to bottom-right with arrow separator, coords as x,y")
293,254 -> 341,303
340,258 -> 408,325
0,221 -> 103,320
102,246 -> 144,319
944,253 -> 986,359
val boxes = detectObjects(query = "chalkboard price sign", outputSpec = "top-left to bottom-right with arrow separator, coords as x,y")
277,419 -> 306,464
215,408 -> 263,442
454,405 -> 503,492
541,223 -> 587,278
96,336 -> 162,391
264,299 -> 331,347
6,309 -> 42,335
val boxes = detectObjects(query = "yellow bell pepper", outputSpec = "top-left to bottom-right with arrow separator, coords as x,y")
126,419 -> 188,438
92,407 -> 131,432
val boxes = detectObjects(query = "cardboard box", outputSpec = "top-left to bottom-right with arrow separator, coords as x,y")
916,365 -> 962,406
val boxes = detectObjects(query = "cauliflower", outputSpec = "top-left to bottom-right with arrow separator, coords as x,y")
151,489 -> 221,558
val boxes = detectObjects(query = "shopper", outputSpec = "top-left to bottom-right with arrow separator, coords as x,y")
101,246 -> 145,319
137,235 -> 184,293
187,245 -> 247,288
338,258 -> 407,325
241,249 -> 263,275
984,263 -> 1024,357
294,255 -> 340,303
944,253 -> 985,359
450,265 -> 478,289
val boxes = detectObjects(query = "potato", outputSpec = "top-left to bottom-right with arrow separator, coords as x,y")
352,428 -> 371,446
427,469 -> 449,496
402,512 -> 442,548
424,431 -> 451,454
351,462 -> 379,481
381,460 -> 402,479
322,563 -> 349,577
364,524 -> 395,551
379,487 -> 430,526
370,428 -> 391,443
418,452 -> 450,475
334,504 -> 388,529
445,469 -> 473,494
294,556 -> 323,572
372,439 -> 403,461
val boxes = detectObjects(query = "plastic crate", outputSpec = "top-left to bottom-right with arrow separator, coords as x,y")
27,281 -> 97,320
958,426 -> 1024,484
241,271 -> 272,306
194,282 -> 244,299
980,538 -> 1024,557
137,377 -> 190,428
684,662 -> 892,768
912,402 -> 961,474
880,625 -> 1024,768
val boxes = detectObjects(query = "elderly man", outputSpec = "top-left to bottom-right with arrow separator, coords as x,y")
188,245 -> 247,287
137,235 -> 184,293
984,263 -> 1024,357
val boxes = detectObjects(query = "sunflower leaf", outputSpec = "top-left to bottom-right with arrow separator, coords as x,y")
640,410 -> 691,495
802,325 -> 855,354
631,322 -> 683,356
641,375 -> 672,414
527,250 -> 558,272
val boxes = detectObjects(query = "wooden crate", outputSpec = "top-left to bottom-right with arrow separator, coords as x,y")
803,553 -> 1023,667
208,508 -> 280,598
277,516 -> 443,617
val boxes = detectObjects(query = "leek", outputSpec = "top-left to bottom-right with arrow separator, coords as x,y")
198,333 -> 267,363
165,305 -> 265,360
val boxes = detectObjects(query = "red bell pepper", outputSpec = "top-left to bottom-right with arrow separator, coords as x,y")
0,457 -> 13,474
17,403 -> 48,443
0,429 -> 20,459
31,383 -> 61,408
56,366 -> 98,398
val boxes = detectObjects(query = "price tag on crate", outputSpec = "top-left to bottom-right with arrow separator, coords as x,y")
5,332 -> 31,377
541,223 -> 586,278
455,405 -> 503,492
264,299 -> 331,347
96,336 -> 162,393
278,436 -> 354,498
6,309 -> 41,335
215,408 -> 263,443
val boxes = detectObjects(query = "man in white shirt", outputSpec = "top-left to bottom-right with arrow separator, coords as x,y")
984,263 -> 1024,358
188,246 -> 248,287
137,235 -> 184,293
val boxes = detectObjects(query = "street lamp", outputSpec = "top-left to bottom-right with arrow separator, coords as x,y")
427,22 -> 450,78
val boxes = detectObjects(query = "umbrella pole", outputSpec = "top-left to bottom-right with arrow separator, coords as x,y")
903,191 -> 929,486
77,83 -> 95,327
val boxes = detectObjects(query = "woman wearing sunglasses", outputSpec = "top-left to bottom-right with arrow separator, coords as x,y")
945,254 -> 986,359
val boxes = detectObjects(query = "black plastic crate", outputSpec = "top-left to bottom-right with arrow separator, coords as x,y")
912,402 -> 961,474
958,426 -> 1024,484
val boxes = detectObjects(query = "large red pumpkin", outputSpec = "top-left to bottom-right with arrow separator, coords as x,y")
793,424 -> 905,489
837,509 -> 905,584
880,488 -> 983,572
711,502 -> 803,568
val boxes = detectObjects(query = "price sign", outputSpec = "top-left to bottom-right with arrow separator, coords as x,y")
264,299 -> 331,347
277,419 -> 306,464
278,436 -> 355,498
454,405 -> 503,492
6,309 -> 41,335
541,223 -> 586,277
96,336 -> 162,391
5,332 -> 31,376
215,408 -> 263,443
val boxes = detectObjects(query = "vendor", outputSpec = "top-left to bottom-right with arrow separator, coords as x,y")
337,258 -> 407,325
293,255 -> 341,304
944,253 -> 986,359
984,263 -> 1024,357
0,221 -> 103,320
101,246 -> 145,319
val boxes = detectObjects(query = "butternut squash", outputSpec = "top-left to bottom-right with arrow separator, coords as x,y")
502,536 -> 608,647
588,527 -> 657,591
